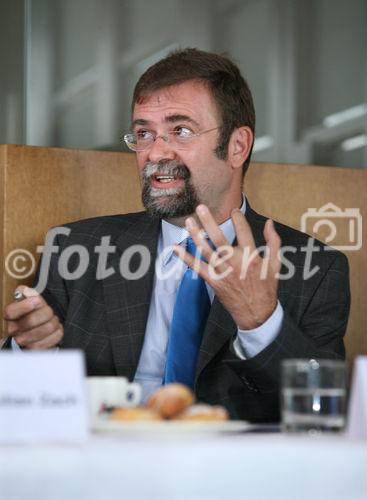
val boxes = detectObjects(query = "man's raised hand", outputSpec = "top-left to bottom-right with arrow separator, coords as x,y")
173,205 -> 281,330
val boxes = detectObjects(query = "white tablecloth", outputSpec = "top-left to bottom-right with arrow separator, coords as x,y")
1,433 -> 366,500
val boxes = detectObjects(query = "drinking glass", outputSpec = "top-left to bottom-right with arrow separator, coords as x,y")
281,359 -> 347,433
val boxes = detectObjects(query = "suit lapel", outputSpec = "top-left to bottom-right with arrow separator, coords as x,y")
102,214 -> 160,379
196,203 -> 267,380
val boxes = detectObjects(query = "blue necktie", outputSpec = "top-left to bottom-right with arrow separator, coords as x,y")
163,237 -> 211,389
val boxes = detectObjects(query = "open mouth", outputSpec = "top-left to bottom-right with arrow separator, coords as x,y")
150,173 -> 185,190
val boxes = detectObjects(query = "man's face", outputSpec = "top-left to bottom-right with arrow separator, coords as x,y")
132,81 -> 239,223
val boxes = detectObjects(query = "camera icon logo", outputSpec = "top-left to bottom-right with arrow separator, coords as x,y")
300,202 -> 362,251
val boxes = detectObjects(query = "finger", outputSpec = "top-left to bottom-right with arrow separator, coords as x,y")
7,305 -> 55,336
185,217 -> 234,277
13,317 -> 61,348
27,327 -> 64,350
173,243 -> 233,286
231,209 -> 257,252
195,205 -> 229,248
6,319 -> 22,336
185,217 -> 215,262
4,294 -> 45,321
173,244 -> 211,281
263,219 -> 281,274
15,285 -> 40,299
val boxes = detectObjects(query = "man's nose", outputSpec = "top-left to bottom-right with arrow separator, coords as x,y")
147,136 -> 177,163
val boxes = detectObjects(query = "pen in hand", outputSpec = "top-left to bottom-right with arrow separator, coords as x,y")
14,290 -> 26,301
8,287 -> 62,349
13,287 -> 39,302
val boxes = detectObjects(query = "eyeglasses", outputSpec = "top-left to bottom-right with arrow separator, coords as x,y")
123,126 -> 219,152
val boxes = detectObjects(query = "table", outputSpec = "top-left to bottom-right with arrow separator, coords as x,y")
1,433 -> 366,500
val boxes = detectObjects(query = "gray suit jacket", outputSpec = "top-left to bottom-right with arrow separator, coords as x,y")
4,205 -> 350,422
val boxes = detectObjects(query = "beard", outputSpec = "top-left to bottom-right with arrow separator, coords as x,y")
141,160 -> 200,218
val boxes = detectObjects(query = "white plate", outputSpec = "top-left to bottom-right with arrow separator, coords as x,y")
92,419 -> 251,436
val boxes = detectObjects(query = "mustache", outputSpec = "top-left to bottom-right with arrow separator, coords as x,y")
142,161 -> 191,180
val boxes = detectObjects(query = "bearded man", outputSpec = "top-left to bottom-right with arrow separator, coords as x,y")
3,48 -> 349,423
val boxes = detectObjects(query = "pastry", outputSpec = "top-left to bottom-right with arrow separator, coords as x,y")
176,403 -> 229,421
110,406 -> 161,421
147,383 -> 195,419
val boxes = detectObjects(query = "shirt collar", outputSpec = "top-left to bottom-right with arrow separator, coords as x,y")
159,197 -> 247,266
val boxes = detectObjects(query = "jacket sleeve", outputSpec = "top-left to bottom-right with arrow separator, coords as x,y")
225,250 -> 350,393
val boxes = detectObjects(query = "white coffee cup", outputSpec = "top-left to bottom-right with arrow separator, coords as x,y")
87,377 -> 142,420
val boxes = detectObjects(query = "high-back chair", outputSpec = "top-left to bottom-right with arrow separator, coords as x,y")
0,144 -> 366,364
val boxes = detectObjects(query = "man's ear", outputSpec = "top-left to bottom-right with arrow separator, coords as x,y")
228,126 -> 253,169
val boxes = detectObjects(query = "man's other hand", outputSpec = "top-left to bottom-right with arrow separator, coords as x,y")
4,286 -> 63,349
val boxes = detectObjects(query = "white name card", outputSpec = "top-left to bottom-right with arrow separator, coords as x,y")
0,350 -> 89,443
346,356 -> 367,439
